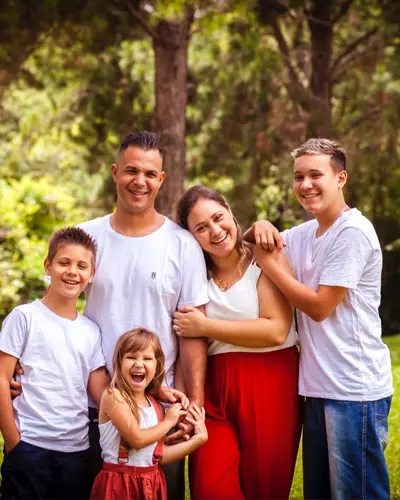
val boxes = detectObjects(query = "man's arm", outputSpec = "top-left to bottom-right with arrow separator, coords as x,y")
253,247 -> 348,322
178,305 -> 207,408
87,367 -> 109,408
0,351 -> 21,452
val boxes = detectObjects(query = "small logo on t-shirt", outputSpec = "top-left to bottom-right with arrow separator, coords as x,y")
151,272 -> 156,280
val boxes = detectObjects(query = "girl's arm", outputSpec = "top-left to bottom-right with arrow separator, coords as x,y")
101,388 -> 186,450
161,405 -> 208,465
173,259 -> 293,348
0,351 -> 21,452
87,367 -> 110,408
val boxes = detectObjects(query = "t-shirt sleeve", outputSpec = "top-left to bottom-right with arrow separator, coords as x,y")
0,309 -> 28,359
178,237 -> 209,308
280,228 -> 292,266
90,327 -> 106,372
319,227 -> 373,289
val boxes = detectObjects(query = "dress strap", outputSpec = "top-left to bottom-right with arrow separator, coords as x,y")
147,394 -> 165,464
117,394 -> 165,464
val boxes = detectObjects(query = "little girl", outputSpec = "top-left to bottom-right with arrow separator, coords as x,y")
90,327 -> 207,500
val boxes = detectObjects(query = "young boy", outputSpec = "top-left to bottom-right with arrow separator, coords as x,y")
0,227 -> 108,500
248,139 -> 393,499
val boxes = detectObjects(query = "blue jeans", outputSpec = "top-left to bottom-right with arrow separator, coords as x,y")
303,396 -> 391,500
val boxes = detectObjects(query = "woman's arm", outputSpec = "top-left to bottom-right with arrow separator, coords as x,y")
101,389 -> 186,450
161,406 -> 207,465
0,351 -> 21,452
173,259 -> 293,348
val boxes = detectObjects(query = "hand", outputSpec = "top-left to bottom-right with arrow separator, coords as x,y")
186,405 -> 208,444
165,403 -> 187,427
247,221 -> 286,251
11,361 -> 24,399
173,307 -> 207,338
155,386 -> 189,409
5,436 -> 20,454
252,244 -> 281,274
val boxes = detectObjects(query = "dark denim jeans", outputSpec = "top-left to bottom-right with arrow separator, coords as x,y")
1,440 -> 90,500
303,396 -> 391,500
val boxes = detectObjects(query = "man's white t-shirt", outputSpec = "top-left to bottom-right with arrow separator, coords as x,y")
80,215 -> 209,388
0,300 -> 105,452
282,208 -> 393,401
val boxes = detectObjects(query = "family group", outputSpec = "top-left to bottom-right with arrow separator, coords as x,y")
0,131 -> 393,500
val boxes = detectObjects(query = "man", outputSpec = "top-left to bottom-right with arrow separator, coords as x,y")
248,138 -> 393,499
79,131 -> 209,498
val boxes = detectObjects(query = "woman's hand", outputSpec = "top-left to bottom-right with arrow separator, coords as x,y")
186,405 -> 208,444
173,306 -> 208,338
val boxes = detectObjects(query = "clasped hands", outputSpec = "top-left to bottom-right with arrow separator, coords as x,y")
172,306 -> 207,338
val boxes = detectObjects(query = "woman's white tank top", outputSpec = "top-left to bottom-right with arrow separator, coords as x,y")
207,261 -> 298,356
99,400 -> 158,466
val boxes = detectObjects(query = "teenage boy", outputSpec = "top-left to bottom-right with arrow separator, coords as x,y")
0,227 -> 108,500
248,138 -> 393,499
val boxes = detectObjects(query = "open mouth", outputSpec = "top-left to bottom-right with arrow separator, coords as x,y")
128,189 -> 148,197
132,373 -> 145,383
212,232 -> 229,245
302,193 -> 320,199
62,279 -> 79,286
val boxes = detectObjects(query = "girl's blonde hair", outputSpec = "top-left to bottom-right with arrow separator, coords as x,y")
109,328 -> 165,422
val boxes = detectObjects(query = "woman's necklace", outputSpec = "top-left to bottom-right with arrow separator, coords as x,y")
214,277 -> 229,292
212,257 -> 251,292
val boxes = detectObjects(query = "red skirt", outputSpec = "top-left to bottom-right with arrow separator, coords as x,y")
91,462 -> 167,500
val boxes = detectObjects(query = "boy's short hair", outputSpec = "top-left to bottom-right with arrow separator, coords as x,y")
47,227 -> 97,267
118,131 -> 163,158
291,138 -> 347,172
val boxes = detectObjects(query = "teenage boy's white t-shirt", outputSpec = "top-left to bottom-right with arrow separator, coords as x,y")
0,300 -> 105,452
80,215 -> 209,388
282,208 -> 393,401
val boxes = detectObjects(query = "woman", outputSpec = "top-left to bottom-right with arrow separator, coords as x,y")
173,185 -> 303,500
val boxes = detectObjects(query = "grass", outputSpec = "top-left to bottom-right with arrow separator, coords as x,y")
1,335 -> 399,498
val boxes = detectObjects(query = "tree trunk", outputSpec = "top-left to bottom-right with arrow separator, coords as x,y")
306,0 -> 334,137
153,8 -> 193,219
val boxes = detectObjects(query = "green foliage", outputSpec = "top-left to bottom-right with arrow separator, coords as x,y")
0,176 -> 88,318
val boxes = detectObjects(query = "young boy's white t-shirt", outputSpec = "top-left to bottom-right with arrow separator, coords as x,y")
0,299 -> 105,452
282,208 -> 393,401
79,215 -> 209,388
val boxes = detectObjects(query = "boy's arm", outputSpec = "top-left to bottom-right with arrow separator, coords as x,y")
243,220 -> 285,250
87,367 -> 109,408
0,351 -> 21,452
102,389 -> 186,450
253,247 -> 348,322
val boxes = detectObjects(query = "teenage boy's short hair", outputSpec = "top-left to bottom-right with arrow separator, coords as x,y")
291,138 -> 347,172
118,131 -> 163,158
47,227 -> 97,267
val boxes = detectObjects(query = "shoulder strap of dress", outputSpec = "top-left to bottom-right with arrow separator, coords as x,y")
147,394 -> 165,464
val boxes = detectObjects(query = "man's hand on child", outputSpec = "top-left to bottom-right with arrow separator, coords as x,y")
185,405 -> 208,444
155,386 -> 189,409
165,403 -> 187,428
10,361 -> 24,399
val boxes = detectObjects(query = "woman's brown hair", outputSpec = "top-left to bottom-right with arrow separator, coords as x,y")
108,328 -> 165,423
176,185 -> 252,273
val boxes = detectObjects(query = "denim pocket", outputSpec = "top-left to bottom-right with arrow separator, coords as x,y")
6,440 -> 23,457
374,397 -> 392,451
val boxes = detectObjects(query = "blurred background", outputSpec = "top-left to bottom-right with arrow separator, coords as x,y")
1,0 -> 400,334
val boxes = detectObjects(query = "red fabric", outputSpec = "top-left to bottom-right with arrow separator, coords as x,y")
91,394 -> 167,500
189,347 -> 304,500
90,462 -> 167,500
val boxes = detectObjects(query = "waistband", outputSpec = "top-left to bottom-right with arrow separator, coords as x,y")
102,461 -> 159,474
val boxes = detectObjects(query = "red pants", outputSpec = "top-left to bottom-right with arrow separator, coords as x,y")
190,347 -> 303,500
91,462 -> 167,500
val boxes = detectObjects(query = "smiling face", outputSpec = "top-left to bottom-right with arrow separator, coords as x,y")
44,243 -> 94,301
187,198 -> 238,259
121,345 -> 158,394
111,146 -> 165,216
293,154 -> 347,216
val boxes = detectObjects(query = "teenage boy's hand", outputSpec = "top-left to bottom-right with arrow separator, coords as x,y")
10,361 -> 24,399
244,221 -> 286,251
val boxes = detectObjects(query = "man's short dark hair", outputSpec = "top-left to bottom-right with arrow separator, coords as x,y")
291,138 -> 347,172
118,131 -> 163,157
47,227 -> 97,267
